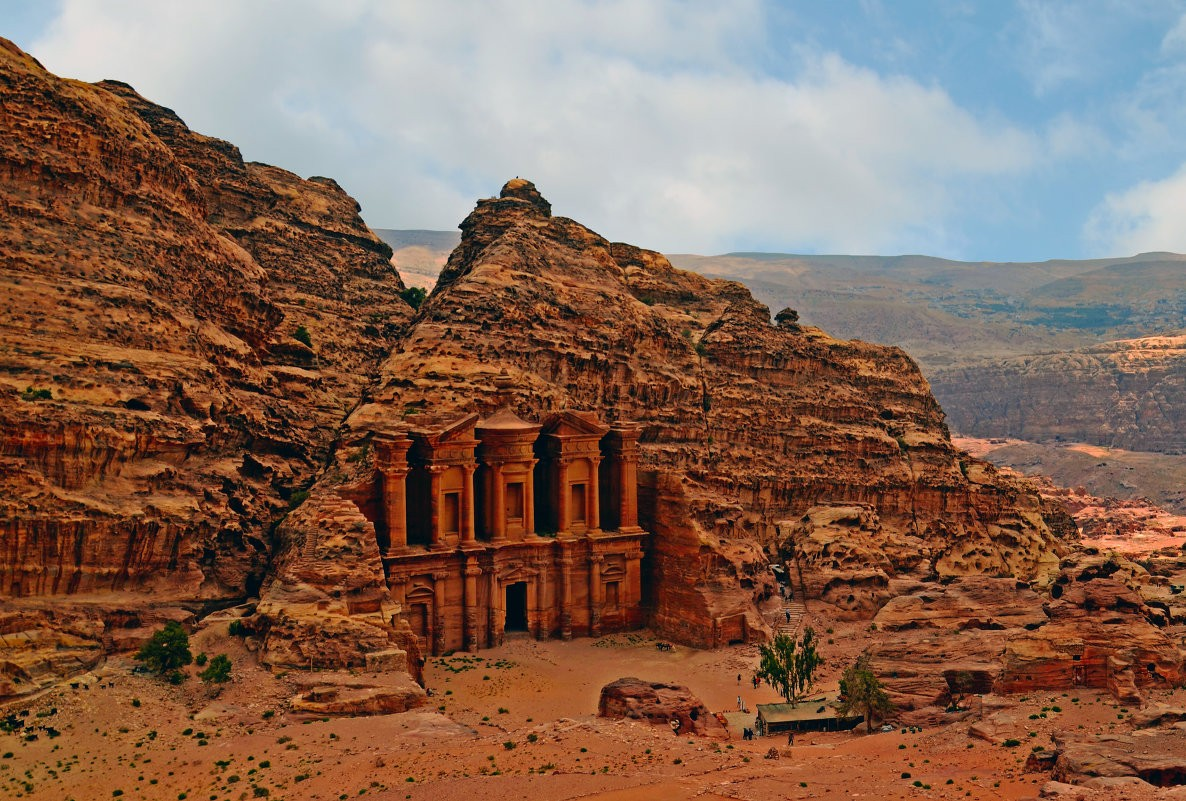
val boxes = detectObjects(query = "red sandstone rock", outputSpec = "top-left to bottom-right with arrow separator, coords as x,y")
1053,732 -> 1186,787
0,37 -> 1092,694
597,676 -> 726,737
289,671 -> 426,717
0,39 -> 410,693
343,177 -> 1074,647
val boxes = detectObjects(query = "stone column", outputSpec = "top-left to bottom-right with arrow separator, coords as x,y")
491,463 -> 506,542
428,465 -> 445,549
432,571 -> 448,656
375,435 -> 412,554
524,459 -> 537,535
588,456 -> 602,532
558,554 -> 573,640
534,565 -> 548,639
464,563 -> 482,652
608,424 -> 642,531
589,554 -> 603,637
489,571 -> 505,647
556,458 -> 571,534
626,551 -> 643,625
461,464 -> 477,545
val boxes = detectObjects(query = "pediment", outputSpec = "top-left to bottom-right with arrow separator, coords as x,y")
540,410 -> 609,438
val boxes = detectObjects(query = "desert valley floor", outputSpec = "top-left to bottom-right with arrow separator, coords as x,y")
6,603 -> 1186,801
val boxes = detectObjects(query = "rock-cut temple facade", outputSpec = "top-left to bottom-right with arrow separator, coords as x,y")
372,397 -> 648,656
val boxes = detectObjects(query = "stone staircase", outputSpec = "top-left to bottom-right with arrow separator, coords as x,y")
772,552 -> 809,638
775,598 -> 807,638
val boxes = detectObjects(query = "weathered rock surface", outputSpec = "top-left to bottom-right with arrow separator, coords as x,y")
289,670 -> 426,716
866,556 -> 1185,709
1054,732 -> 1186,787
342,178 -> 1074,646
597,676 -> 725,737
933,334 -> 1186,454
0,39 -> 410,691
1,37 -> 1091,692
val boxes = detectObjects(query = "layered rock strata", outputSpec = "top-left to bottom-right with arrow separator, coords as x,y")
0,40 -> 411,691
865,554 -> 1186,710
932,334 -> 1186,454
332,178 -> 1074,651
0,38 -> 409,601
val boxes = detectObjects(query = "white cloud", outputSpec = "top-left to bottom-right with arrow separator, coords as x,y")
31,0 -> 1040,256
1085,163 -> 1186,254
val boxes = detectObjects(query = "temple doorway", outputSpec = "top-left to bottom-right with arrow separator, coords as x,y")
505,582 -> 528,631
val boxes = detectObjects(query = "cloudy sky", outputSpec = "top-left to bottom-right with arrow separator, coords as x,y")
7,0 -> 1186,260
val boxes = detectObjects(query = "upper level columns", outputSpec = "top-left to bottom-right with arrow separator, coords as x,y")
375,434 -> 412,554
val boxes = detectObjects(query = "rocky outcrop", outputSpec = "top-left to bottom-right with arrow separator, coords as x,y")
254,493 -> 421,677
0,39 -> 412,692
289,670 -> 426,716
342,178 -> 1074,646
866,556 -> 1185,709
1053,732 -> 1186,787
1,35 -> 1085,690
0,38 -> 409,603
932,334 -> 1186,454
597,676 -> 726,737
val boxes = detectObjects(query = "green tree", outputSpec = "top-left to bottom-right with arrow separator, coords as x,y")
293,325 -> 312,347
399,286 -> 427,310
199,654 -> 232,684
837,653 -> 894,732
755,627 -> 824,705
135,622 -> 192,677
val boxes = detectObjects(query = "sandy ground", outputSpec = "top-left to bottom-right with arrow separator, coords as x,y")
5,610 -> 1186,801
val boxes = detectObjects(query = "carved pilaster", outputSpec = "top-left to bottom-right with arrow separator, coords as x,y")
589,554 -> 603,637
558,555 -> 574,640
375,434 -> 412,554
428,465 -> 447,550
432,571 -> 448,655
588,456 -> 603,532
464,563 -> 482,652
490,462 -> 506,542
557,458 -> 571,535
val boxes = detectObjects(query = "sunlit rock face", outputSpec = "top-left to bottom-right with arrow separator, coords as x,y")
0,37 -> 410,606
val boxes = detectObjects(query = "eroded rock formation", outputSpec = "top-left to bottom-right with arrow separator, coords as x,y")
597,676 -> 725,737
864,553 -> 1186,710
932,334 -> 1186,454
0,39 -> 411,693
2,36 -> 1088,696
331,177 -> 1073,651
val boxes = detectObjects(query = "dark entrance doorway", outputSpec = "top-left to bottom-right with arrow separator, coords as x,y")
505,581 -> 528,632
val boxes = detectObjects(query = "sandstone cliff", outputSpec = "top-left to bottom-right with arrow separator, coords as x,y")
0,39 -> 411,690
326,178 -> 1075,654
931,334 -> 1186,454
1,37 -> 1080,689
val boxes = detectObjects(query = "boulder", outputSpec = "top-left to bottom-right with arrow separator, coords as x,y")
597,677 -> 726,737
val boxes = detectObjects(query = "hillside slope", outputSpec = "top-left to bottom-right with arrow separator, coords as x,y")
0,38 -> 410,607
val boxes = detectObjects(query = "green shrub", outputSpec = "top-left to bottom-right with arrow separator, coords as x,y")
195,653 -> 208,667
293,326 -> 312,347
399,287 -> 427,310
135,622 -> 192,676
1002,739 -> 1022,748
199,654 -> 232,684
